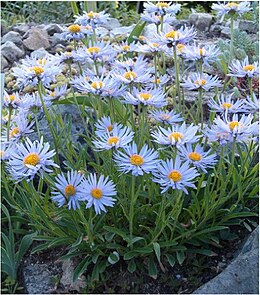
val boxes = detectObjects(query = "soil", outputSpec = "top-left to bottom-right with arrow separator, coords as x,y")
19,222 -> 258,294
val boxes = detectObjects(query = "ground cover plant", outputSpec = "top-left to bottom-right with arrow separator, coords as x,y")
1,1 -> 259,293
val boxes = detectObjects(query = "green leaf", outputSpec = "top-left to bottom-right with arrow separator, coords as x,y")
123,251 -> 138,260
153,242 -> 161,264
148,257 -> 158,279
73,256 -> 91,282
176,251 -> 185,265
16,232 -> 36,262
187,249 -> 217,256
71,1 -> 79,15
165,254 -> 176,267
108,251 -> 120,265
127,259 -> 136,273
127,236 -> 145,247
127,20 -> 146,44
105,232 -> 115,242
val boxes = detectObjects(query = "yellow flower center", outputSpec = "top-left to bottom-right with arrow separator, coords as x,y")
160,114 -> 171,121
30,66 -> 44,76
195,79 -> 207,86
91,81 -> 103,89
23,153 -> 40,166
156,2 -> 169,8
222,102 -> 232,109
243,65 -> 255,72
168,170 -> 182,182
88,47 -> 100,54
0,150 -> 4,158
122,45 -> 130,51
107,125 -> 113,132
229,121 -> 240,130
68,24 -> 81,33
37,59 -> 47,65
189,152 -> 202,161
153,78 -> 161,84
139,93 -> 152,100
91,188 -> 103,199
130,154 -> 144,166
5,94 -> 16,102
10,127 -> 19,138
107,136 -> 119,145
87,11 -> 98,18
152,43 -> 159,47
199,48 -> 204,56
176,44 -> 185,53
139,35 -> 146,41
50,91 -> 56,97
165,30 -> 181,39
123,71 -> 137,80
225,2 -> 238,8
168,132 -> 184,141
64,184 -> 76,197
65,52 -> 73,56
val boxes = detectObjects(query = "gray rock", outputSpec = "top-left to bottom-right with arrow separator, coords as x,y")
184,90 -> 214,104
194,227 -> 259,294
111,25 -> 135,36
50,33 -> 67,47
31,48 -> 49,58
189,13 -> 213,32
221,27 -> 230,38
1,55 -> 9,71
23,264 -> 57,294
44,24 -> 63,36
13,23 -> 30,35
1,41 -> 25,62
60,260 -> 87,292
23,28 -> 50,50
239,20 -> 258,34
103,18 -> 121,30
1,31 -> 23,45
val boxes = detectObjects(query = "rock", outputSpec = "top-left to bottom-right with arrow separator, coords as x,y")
23,264 -> 57,294
31,48 -> 50,58
103,18 -> 121,30
189,13 -> 213,32
170,19 -> 189,29
1,41 -> 25,62
1,55 -> 9,71
193,227 -> 259,294
44,24 -> 63,36
23,28 -> 50,50
111,25 -> 135,36
13,23 -> 30,35
60,260 -> 87,292
1,31 -> 23,45
221,27 -> 230,38
50,33 -> 67,47
239,20 -> 258,34
184,90 -> 214,104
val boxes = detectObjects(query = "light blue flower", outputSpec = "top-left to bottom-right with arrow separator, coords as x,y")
152,156 -> 199,194
181,73 -> 221,91
133,40 -> 163,54
212,2 -> 251,18
151,123 -> 201,147
113,142 -> 159,176
7,137 -> 58,182
183,44 -> 220,66
150,109 -> 183,125
3,91 -> 21,109
208,93 -> 246,115
228,56 -> 259,78
81,174 -> 116,215
122,87 -> 167,108
51,170 -> 86,210
75,11 -> 110,28
92,124 -> 134,151
143,2 -> 181,16
47,85 -> 68,101
155,26 -> 196,47
0,141 -> 14,161
244,93 -> 259,113
6,114 -> 34,142
61,24 -> 93,41
114,55 -> 148,70
179,144 -> 217,173
94,116 -> 122,137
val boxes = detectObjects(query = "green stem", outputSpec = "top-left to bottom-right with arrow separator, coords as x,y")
248,77 -> 253,98
230,15 -> 235,61
173,46 -> 181,107
198,87 -> 204,129
129,176 -> 136,248
154,53 -> 158,89
6,106 -> 13,142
